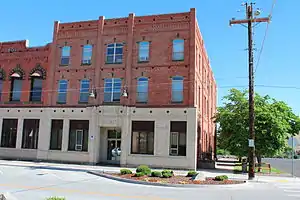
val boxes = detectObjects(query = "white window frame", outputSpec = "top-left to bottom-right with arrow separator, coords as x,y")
106,43 -> 123,64
104,78 -> 121,102
82,44 -> 92,64
75,129 -> 83,151
138,41 -> 150,62
170,132 -> 179,156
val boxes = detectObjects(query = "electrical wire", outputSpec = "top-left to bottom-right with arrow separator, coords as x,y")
254,0 -> 276,75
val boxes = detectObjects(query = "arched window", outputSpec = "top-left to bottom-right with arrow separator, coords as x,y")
171,76 -> 183,102
106,43 -> 123,64
136,77 -> 148,103
10,72 -> 23,101
79,79 -> 90,103
57,80 -> 68,104
172,39 -> 184,61
30,71 -> 43,102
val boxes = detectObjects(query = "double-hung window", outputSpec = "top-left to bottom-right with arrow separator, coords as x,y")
106,43 -> 123,64
172,39 -> 184,61
79,79 -> 90,103
104,78 -> 122,102
82,44 -> 92,65
171,76 -> 184,102
138,41 -> 150,62
57,80 -> 68,104
61,46 -> 71,65
136,77 -> 148,103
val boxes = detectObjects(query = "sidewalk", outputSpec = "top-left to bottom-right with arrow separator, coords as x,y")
0,159 -> 298,184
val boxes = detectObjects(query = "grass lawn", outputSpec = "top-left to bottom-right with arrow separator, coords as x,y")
233,164 -> 283,174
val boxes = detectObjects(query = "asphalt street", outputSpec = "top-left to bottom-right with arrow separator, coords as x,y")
263,158 -> 300,177
0,164 -> 299,200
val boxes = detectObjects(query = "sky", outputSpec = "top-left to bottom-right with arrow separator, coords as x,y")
0,0 -> 299,115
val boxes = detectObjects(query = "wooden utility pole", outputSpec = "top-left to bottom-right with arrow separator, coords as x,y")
229,2 -> 270,180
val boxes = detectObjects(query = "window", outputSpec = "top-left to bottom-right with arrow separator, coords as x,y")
1,119 -> 18,148
82,44 -> 92,65
57,80 -> 68,104
104,78 -> 121,102
30,77 -> 42,102
106,43 -> 123,64
22,119 -> 40,149
79,79 -> 90,103
169,121 -> 187,156
172,76 -> 183,102
138,41 -> 149,62
136,77 -> 148,103
172,39 -> 184,61
131,121 -> 154,155
0,79 -> 2,102
68,120 -> 89,152
10,77 -> 22,101
61,46 -> 71,65
49,120 -> 63,150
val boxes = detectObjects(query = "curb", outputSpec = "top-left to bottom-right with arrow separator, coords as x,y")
87,171 -> 248,188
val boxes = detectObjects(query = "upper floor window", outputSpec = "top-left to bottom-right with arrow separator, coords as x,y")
57,80 -> 68,104
106,43 -> 123,64
104,78 -> 121,102
61,46 -> 71,65
138,41 -> 150,62
82,44 -> 92,65
10,73 -> 22,101
79,79 -> 90,103
136,77 -> 148,103
171,76 -> 183,103
172,39 -> 184,61
30,75 -> 43,102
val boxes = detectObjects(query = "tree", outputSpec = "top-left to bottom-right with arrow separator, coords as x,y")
215,89 -> 300,167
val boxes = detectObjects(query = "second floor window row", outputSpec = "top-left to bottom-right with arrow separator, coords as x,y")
60,39 -> 185,65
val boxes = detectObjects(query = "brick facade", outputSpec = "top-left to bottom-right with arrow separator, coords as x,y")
0,8 -> 216,168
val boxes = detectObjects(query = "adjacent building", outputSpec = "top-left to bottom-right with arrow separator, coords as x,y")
0,8 -> 216,170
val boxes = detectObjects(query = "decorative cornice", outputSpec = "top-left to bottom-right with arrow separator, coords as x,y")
29,63 -> 47,80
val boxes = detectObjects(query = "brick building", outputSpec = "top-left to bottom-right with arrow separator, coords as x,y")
0,8 -> 216,170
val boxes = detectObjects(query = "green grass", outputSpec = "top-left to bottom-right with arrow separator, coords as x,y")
233,164 -> 283,174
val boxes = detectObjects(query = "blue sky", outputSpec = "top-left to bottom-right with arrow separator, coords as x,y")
1,0 -> 299,114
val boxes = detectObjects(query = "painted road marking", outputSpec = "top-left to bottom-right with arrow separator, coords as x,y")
0,183 -> 174,200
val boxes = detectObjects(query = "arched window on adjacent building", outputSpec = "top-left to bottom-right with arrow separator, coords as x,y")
10,72 -> 23,101
171,76 -> 184,103
136,77 -> 148,103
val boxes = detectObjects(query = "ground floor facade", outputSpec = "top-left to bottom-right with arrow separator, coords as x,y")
0,106 -> 203,170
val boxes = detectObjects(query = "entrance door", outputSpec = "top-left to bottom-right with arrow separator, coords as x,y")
107,130 -> 121,162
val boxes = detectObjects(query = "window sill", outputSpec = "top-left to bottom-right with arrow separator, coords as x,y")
78,101 -> 89,104
5,101 -> 21,104
103,101 -> 120,105
25,101 -> 43,104
130,153 -> 154,156
171,101 -> 183,104
49,149 -> 62,151
56,102 -> 67,104
59,64 -> 69,67
137,60 -> 149,63
81,63 -> 92,66
169,155 -> 187,158
172,59 -> 184,62
136,101 -> 148,104
67,150 -> 89,153
105,62 -> 122,65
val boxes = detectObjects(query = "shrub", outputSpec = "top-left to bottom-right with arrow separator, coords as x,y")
162,172 -> 173,178
135,172 -> 146,177
151,171 -> 162,177
46,197 -> 66,200
214,175 -> 229,181
120,169 -> 132,175
136,165 -> 151,175
187,171 -> 198,177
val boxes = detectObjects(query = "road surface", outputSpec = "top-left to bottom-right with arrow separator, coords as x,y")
263,158 -> 300,177
0,164 -> 299,200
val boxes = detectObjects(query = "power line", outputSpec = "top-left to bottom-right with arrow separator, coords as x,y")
254,0 -> 276,75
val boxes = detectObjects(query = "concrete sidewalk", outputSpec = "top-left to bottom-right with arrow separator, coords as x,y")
0,159 -> 298,184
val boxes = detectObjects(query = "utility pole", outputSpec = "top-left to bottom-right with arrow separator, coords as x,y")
229,2 -> 270,180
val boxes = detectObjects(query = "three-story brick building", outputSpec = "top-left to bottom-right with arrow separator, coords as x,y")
0,8 -> 216,170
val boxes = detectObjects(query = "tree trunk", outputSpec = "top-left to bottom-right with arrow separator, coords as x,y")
257,155 -> 262,172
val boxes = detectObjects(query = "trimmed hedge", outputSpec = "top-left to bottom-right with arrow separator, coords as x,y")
120,169 -> 132,175
161,170 -> 173,178
151,171 -> 162,177
136,165 -> 151,176
187,171 -> 198,177
214,175 -> 229,181
135,172 -> 145,177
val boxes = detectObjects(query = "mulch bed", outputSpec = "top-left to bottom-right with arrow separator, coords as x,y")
109,173 -> 245,185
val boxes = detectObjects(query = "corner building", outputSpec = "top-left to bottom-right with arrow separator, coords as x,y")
0,8 -> 216,170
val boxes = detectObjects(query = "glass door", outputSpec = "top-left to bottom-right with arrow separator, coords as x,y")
107,130 -> 121,161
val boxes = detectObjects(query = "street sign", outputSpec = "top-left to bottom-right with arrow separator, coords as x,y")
248,139 -> 255,147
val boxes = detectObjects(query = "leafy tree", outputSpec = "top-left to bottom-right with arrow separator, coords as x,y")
215,89 -> 300,167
